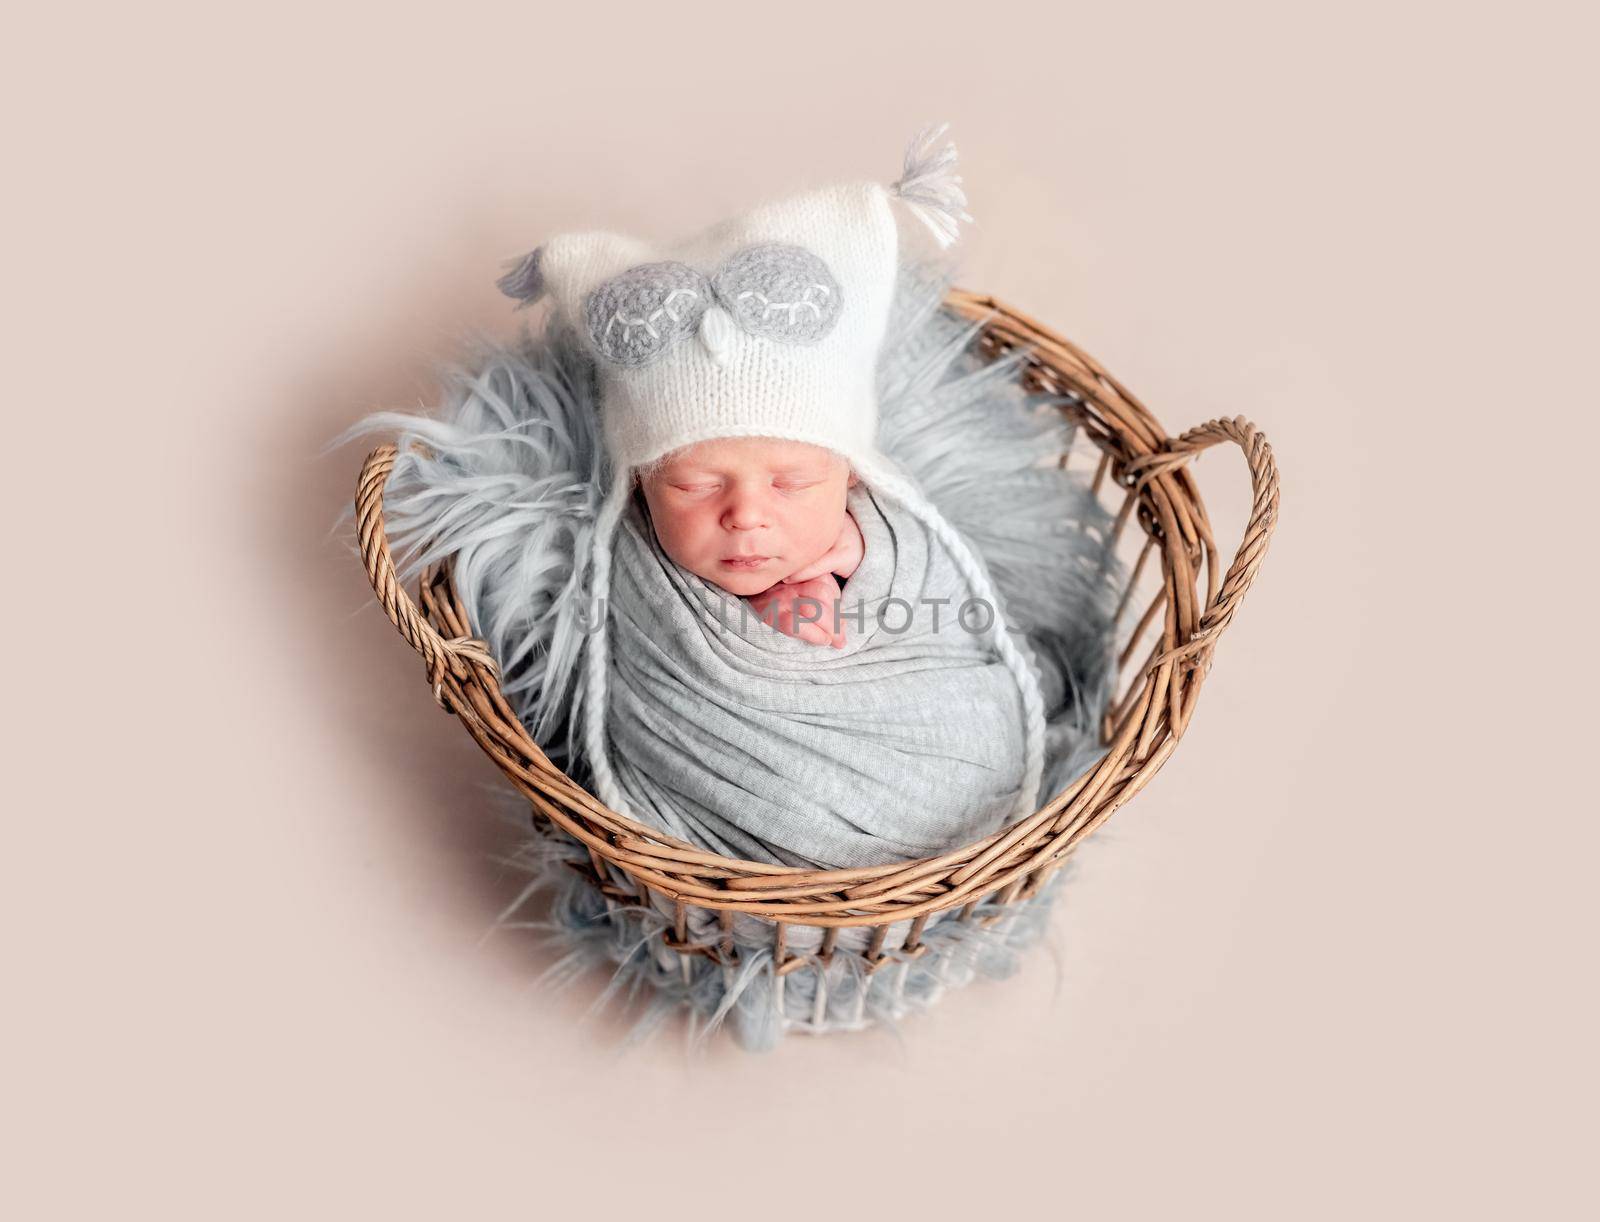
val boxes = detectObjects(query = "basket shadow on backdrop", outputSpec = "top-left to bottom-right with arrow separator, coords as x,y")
348,126 -> 1280,1052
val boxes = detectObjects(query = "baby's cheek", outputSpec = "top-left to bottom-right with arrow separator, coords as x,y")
656,510 -> 711,564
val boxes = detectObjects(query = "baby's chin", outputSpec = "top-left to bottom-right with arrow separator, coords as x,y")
699,562 -> 782,596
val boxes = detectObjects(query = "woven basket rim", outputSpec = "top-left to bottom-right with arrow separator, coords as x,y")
354,286 -> 1280,930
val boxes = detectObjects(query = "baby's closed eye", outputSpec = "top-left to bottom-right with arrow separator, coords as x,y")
665,478 -> 820,494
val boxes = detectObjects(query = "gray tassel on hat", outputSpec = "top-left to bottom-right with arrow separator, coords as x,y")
889,121 -> 974,249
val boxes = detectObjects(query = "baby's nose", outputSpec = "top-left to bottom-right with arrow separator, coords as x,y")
722,495 -> 768,531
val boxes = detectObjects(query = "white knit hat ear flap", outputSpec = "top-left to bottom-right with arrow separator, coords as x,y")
580,466 -> 637,818
852,455 -> 1046,822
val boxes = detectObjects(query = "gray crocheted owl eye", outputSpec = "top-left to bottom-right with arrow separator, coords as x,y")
712,243 -> 843,344
584,261 -> 711,366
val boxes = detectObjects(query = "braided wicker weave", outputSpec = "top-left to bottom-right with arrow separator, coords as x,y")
355,287 -> 1279,992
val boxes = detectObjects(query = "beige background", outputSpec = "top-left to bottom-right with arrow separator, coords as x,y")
7,1 -> 1594,1217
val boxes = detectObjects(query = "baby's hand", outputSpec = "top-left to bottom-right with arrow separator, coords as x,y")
781,511 -> 864,585
745,574 -> 846,649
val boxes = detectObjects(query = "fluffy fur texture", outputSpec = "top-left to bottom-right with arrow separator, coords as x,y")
339,254 -> 1125,1050
490,799 -> 1085,1055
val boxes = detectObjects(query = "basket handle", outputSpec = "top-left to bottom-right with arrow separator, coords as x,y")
355,443 -> 500,707
1121,415 -> 1280,671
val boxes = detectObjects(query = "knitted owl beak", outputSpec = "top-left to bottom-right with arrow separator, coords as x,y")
697,305 -> 736,367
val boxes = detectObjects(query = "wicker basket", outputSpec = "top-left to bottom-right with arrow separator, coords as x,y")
354,287 -> 1279,1016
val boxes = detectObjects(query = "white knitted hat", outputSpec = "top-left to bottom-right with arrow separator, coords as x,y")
497,124 -> 1046,828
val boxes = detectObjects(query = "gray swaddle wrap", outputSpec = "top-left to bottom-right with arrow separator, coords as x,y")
602,479 -> 1036,870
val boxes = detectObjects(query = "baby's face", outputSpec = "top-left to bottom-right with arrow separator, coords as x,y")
638,436 -> 857,596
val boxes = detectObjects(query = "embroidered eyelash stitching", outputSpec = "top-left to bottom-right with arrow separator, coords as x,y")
712,243 -> 842,344
584,262 -> 710,366
603,287 -> 701,346
583,244 -> 843,366
734,282 -> 832,325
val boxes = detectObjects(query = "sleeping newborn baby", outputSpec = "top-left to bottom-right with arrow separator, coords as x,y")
585,427 -> 1046,869
637,436 -> 865,649
499,127 -> 1050,868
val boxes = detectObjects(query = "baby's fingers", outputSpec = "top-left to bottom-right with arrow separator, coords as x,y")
798,621 -> 835,647
781,556 -> 832,584
777,605 -> 826,646
809,615 -> 845,650
768,607 -> 812,642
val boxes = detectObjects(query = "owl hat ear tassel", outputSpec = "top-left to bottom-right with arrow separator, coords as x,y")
495,244 -> 545,307
888,121 -> 975,250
